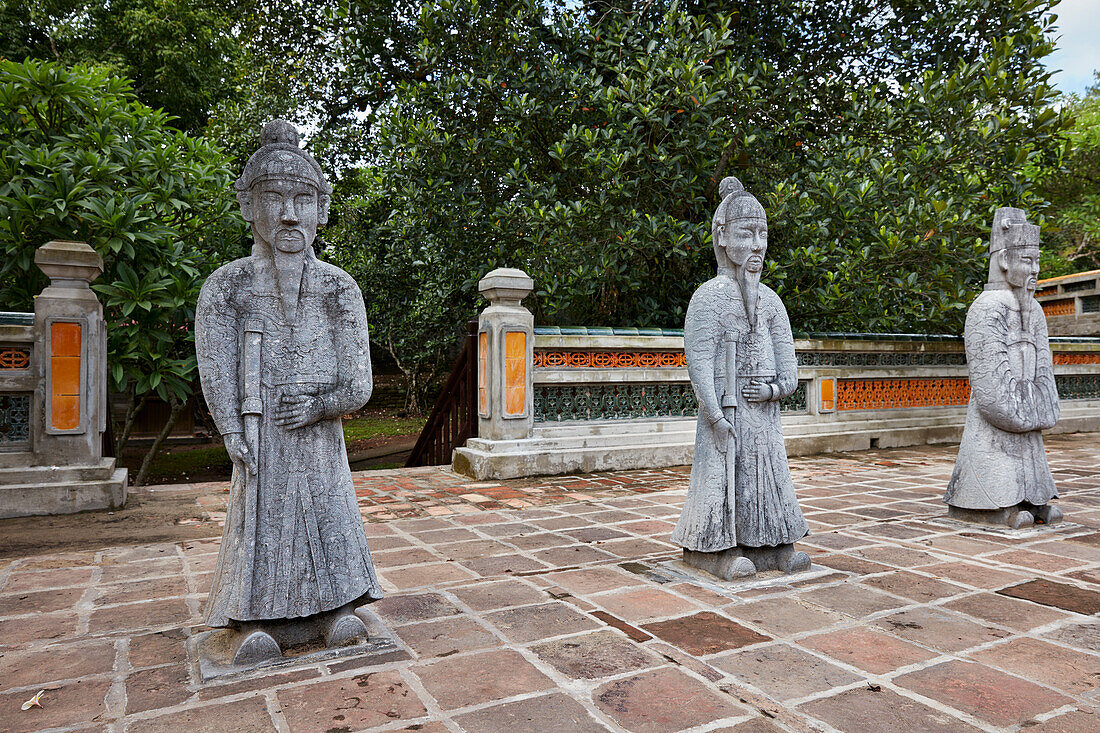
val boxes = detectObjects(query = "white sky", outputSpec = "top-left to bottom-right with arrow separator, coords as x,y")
1046,0 -> 1100,94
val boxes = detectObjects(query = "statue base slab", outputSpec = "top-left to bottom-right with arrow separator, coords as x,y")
682,544 -> 811,581
189,606 -> 401,683
947,504 -> 1063,530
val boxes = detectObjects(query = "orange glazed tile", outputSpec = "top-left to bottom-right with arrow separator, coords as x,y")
51,321 -> 81,356
52,355 -> 81,394
506,386 -> 525,416
52,394 -> 80,430
505,331 -> 526,359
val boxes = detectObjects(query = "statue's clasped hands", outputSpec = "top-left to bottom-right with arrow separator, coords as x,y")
276,394 -> 325,430
741,379 -> 772,403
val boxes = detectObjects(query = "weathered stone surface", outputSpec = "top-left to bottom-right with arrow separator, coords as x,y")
276,671 -> 427,731
798,687 -> 982,733
712,643 -> 860,701
945,207 -> 1061,525
531,630 -> 661,679
453,693 -> 611,733
194,120 -> 383,658
672,177 -> 808,578
412,649 -> 553,709
642,611 -> 771,656
998,578 -> 1100,615
595,667 -> 748,732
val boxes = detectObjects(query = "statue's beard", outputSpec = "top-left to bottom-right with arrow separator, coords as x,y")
271,244 -> 307,323
739,268 -> 761,329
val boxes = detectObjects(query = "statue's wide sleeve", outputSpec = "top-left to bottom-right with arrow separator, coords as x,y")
1031,302 -> 1060,430
685,288 -> 722,425
195,269 -> 244,436
320,272 -> 373,418
965,296 -> 1054,433
769,295 -> 798,399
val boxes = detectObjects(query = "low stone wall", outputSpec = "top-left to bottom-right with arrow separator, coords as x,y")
1037,268 -> 1100,336
455,324 -> 1100,479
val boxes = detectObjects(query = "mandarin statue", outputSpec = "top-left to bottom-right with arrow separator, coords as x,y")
944,207 -> 1062,529
671,177 -> 810,579
195,120 -> 383,666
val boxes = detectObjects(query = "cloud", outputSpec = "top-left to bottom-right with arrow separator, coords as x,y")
1046,0 -> 1100,95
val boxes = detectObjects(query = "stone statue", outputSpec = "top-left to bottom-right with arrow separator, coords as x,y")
671,177 -> 810,579
945,207 -> 1062,528
195,120 -> 383,666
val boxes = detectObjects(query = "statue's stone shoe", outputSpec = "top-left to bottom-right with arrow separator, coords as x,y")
719,555 -> 757,580
783,550 -> 812,574
325,611 -> 370,648
1033,504 -> 1063,525
683,549 -> 755,580
232,629 -> 281,666
1008,509 -> 1035,529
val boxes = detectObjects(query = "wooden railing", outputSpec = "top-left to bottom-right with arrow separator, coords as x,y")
406,320 -> 479,467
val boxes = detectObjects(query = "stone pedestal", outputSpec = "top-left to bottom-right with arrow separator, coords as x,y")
0,241 -> 126,518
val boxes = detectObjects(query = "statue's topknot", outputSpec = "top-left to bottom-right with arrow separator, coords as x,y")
718,176 -> 745,200
235,119 -> 331,195
261,119 -> 300,148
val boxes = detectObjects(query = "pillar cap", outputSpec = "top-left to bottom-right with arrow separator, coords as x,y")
479,267 -> 533,306
35,241 -> 103,285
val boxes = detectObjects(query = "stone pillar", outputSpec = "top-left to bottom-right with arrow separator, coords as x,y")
477,268 -> 534,441
32,240 -> 109,466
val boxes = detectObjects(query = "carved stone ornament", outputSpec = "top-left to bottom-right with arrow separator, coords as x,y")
194,120 -> 385,670
944,207 -> 1062,529
670,177 -> 810,579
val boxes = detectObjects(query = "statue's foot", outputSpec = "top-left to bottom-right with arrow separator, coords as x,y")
1033,504 -> 1063,526
325,610 -> 370,648
719,555 -> 757,580
232,628 -> 281,666
783,550 -> 812,574
1008,508 -> 1035,530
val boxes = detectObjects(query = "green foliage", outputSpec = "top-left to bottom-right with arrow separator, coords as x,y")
0,59 -> 245,477
349,0 -> 1066,387
0,0 -> 247,132
1036,73 -> 1100,274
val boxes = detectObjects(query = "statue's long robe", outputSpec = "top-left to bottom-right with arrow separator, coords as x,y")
945,288 -> 1060,510
195,251 -> 382,627
671,276 -> 809,551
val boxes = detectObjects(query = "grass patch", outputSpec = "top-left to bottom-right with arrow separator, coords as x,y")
342,415 -> 426,441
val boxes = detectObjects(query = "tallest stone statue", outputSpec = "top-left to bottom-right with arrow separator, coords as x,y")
945,207 -> 1062,528
195,120 -> 382,666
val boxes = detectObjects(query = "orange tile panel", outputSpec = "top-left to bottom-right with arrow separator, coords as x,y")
506,385 -> 526,416
51,321 -> 81,356
836,377 -> 970,410
1041,299 -> 1075,316
505,331 -> 526,359
1053,353 -> 1100,365
51,394 -> 80,430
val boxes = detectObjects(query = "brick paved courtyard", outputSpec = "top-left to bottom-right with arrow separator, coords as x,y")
2,433 -> 1099,732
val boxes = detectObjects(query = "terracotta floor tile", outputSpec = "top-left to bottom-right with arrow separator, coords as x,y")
872,607 -> 1011,653
919,561 -> 1026,589
1043,621 -> 1100,652
544,566 -> 645,595
277,670 -> 427,731
2,566 -> 95,592
942,592 -> 1069,631
0,640 -> 116,689
396,616 -> 499,658
1020,709 -> 1100,732
593,587 -> 701,622
643,612 -> 771,656
452,693 -> 611,733
727,594 -> 846,636
797,582 -> 907,618
412,649 -> 553,709
861,571 -> 968,602
0,586 -> 84,615
594,666 -> 747,732
895,659 -> 1073,727
800,628 -> 938,674
370,592 -> 462,625
483,601 -> 600,643
458,554 -> 549,577
531,629 -> 661,679
449,579 -> 546,611
126,663 -> 192,713
87,598 -> 191,634
799,687 -> 982,732
968,637 -> 1100,696
380,562 -> 478,589
712,643 -> 861,700
1,678 -> 112,733
999,578 -> 1100,615
533,545 -> 619,567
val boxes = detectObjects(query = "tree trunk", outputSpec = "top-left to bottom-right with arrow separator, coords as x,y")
116,390 -> 148,455
134,397 -> 184,487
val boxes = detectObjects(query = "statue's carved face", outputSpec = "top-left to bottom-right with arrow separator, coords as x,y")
246,179 -> 319,254
720,217 -> 768,273
1001,246 -> 1041,294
